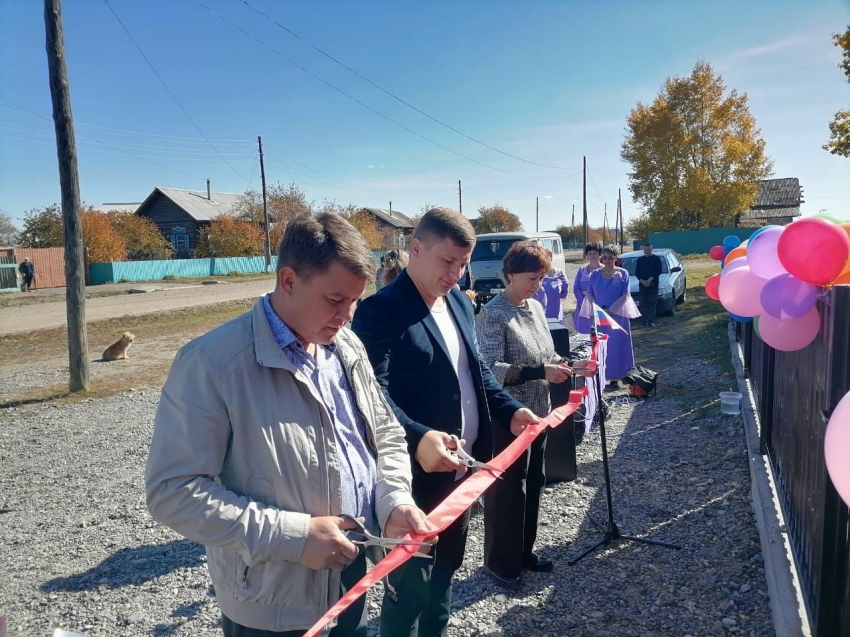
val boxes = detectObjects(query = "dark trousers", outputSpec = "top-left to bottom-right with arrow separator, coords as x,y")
221,553 -> 368,637
21,275 -> 33,291
380,505 -> 470,637
484,427 -> 548,578
639,284 -> 659,324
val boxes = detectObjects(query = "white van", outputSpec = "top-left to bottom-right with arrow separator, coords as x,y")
461,232 -> 566,311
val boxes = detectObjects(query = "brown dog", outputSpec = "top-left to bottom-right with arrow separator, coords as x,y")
102,332 -> 135,361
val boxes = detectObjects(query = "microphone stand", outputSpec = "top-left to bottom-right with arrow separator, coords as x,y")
568,327 -> 681,565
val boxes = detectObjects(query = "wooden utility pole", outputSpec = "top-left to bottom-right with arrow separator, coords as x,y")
536,196 -> 539,232
45,0 -> 89,393
258,136 -> 271,270
571,204 -> 575,248
617,188 -> 623,250
603,203 -> 609,245
582,155 -> 588,245
458,180 -> 462,215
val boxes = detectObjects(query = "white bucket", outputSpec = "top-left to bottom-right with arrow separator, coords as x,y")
719,391 -> 742,415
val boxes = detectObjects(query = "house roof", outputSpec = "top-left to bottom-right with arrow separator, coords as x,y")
360,207 -> 415,229
740,177 -> 802,221
137,187 -> 243,222
98,202 -> 143,214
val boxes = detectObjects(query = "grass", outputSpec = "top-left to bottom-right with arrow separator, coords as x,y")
0,289 -> 126,309
680,252 -> 712,262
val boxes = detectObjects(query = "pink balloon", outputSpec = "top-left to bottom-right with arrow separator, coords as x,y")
777,218 -> 850,285
825,389 -> 850,507
747,227 -> 788,280
718,266 -> 767,317
757,305 -> 821,352
721,256 -> 748,278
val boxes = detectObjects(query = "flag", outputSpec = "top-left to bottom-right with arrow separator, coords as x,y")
593,303 -> 625,331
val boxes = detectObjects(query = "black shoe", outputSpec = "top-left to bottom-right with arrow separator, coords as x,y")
523,553 -> 554,573
483,566 -> 521,590
649,322 -> 656,327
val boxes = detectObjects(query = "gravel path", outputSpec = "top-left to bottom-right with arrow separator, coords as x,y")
0,351 -> 773,636
0,280 -> 274,335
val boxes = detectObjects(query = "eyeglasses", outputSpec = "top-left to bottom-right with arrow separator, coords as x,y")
600,255 -> 615,261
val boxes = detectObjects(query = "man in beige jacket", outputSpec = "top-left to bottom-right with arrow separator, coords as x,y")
146,213 -> 428,636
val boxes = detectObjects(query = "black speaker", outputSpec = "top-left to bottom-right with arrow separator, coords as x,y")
545,320 -> 578,484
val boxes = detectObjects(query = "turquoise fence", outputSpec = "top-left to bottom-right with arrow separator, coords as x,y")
90,256 -> 277,284
90,251 -> 387,284
648,228 -> 757,255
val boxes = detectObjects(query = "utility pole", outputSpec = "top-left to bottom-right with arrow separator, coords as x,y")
571,204 -> 575,249
582,155 -> 588,245
45,0 -> 89,393
617,188 -> 623,250
536,196 -> 539,232
458,180 -> 462,215
258,136 -> 271,270
603,203 -> 609,245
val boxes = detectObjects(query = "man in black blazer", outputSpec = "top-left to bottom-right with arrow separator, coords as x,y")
353,208 -> 537,637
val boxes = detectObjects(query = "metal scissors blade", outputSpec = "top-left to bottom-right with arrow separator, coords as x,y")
340,514 -> 432,559
449,436 -> 503,478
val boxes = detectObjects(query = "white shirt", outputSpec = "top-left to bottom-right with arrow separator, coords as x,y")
430,300 -> 480,475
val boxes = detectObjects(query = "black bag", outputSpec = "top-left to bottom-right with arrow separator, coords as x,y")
623,365 -> 658,397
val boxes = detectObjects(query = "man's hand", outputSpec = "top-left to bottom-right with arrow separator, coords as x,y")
415,430 -> 466,473
385,505 -> 437,555
544,363 -> 571,384
300,516 -> 360,571
510,407 -> 539,437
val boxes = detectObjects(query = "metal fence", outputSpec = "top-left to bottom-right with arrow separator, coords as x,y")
738,286 -> 850,636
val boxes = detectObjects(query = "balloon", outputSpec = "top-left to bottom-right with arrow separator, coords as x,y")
721,256 -> 748,278
729,313 -> 752,323
825,389 -> 850,507
777,218 -> 850,286
748,224 -> 781,245
758,305 -> 821,352
724,245 -> 747,265
718,266 -> 767,317
705,273 -> 721,300
747,227 -> 788,280
830,222 -> 850,284
723,235 -> 742,253
815,213 -> 844,224
709,245 -> 725,261
760,274 -> 818,319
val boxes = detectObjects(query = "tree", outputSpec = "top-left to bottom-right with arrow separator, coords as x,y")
475,204 -> 523,234
81,208 -> 126,263
621,61 -> 773,231
346,209 -> 383,250
824,26 -> 850,157
0,211 -> 20,246
107,211 -> 173,260
235,182 -> 313,255
19,204 -> 64,248
197,215 -> 265,257
626,214 -> 653,243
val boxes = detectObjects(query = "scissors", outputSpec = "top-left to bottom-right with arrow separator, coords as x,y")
448,435 -> 503,478
339,514 -> 432,559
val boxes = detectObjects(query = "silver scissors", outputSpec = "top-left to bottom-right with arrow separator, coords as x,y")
339,514 -> 432,559
449,435 -> 503,478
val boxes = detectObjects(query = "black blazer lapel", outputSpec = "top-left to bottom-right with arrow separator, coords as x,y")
396,271 -> 452,365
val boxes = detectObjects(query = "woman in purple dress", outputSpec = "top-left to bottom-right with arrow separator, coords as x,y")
585,246 -> 637,382
532,250 -> 569,322
572,242 -> 602,334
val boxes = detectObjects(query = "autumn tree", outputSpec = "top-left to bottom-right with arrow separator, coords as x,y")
19,204 -> 64,248
621,61 -> 773,231
197,215 -> 265,257
81,209 -> 126,263
475,204 -> 523,234
235,182 -> 313,254
824,26 -> 850,157
0,211 -> 19,246
107,211 -> 172,260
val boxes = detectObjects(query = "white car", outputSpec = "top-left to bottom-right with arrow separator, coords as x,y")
619,248 -> 687,316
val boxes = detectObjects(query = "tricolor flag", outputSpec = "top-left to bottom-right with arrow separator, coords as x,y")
593,303 -> 625,331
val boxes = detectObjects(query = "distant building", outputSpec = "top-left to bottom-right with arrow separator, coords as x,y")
737,177 -> 803,227
134,183 -> 242,257
357,207 -> 415,247
97,202 -> 143,214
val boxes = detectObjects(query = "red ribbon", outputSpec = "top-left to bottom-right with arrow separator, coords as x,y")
302,367 -> 595,637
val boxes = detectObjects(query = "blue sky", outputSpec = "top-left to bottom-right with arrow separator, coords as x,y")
1,0 -> 848,231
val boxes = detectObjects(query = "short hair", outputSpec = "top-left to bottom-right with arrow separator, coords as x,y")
276,212 -> 375,281
381,249 -> 408,285
642,242 -> 652,247
601,244 -> 619,257
503,241 -> 552,277
583,242 -> 602,257
413,207 -> 476,248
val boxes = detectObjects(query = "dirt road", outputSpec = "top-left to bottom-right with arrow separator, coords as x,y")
0,279 -> 274,336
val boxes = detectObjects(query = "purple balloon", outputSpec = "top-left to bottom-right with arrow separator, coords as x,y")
721,256 -> 748,278
748,227 -> 787,280
760,274 -> 818,319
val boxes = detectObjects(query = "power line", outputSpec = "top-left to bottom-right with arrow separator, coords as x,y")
587,167 -> 607,206
101,0 -> 248,183
191,0 -> 550,181
265,156 -> 385,203
237,0 -> 576,172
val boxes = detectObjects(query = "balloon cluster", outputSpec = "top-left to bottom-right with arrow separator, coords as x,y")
705,216 -> 850,352
826,389 -> 850,507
